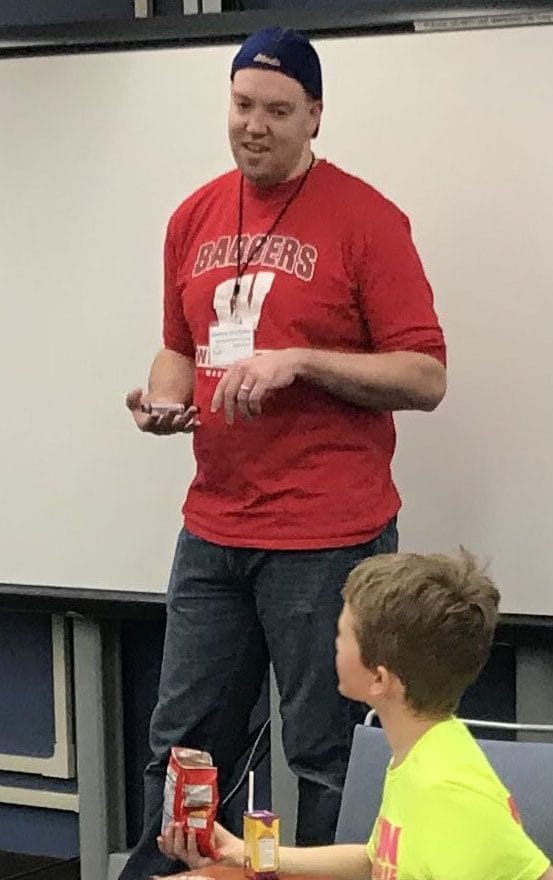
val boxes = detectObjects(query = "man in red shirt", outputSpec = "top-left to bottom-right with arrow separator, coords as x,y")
123,26 -> 446,880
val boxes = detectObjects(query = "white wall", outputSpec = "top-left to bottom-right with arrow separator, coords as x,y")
1,25 -> 552,610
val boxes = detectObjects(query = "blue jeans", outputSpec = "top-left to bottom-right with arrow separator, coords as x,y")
119,520 -> 398,880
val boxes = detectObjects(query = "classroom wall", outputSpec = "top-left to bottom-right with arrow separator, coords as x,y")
3,26 -> 553,608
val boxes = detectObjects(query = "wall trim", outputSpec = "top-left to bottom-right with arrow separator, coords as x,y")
0,785 -> 79,812
0,1 -> 552,58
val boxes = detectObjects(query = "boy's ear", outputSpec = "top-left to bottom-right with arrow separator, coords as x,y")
367,664 -> 398,700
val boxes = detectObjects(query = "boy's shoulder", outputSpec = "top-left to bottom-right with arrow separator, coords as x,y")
399,772 -> 549,880
404,717 -> 507,800
410,719 -> 516,820
412,717 -> 492,772
374,719 -> 549,880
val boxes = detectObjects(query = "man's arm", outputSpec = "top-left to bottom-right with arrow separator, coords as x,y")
126,348 -> 198,434
213,199 -> 447,421
148,347 -> 195,403
127,207 -> 198,433
539,869 -> 553,879
211,346 -> 446,424
295,348 -> 446,412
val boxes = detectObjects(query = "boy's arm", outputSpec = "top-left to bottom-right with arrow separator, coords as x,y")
539,869 -> 553,879
280,843 -> 371,879
157,823 -> 371,880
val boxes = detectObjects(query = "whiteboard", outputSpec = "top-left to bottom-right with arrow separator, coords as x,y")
1,25 -> 552,610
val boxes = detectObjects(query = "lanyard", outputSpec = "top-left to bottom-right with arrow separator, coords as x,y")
231,153 -> 315,313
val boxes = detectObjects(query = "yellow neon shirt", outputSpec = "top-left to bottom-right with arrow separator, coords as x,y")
366,717 -> 550,880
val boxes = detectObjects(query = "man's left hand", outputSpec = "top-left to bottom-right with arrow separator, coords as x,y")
211,349 -> 305,425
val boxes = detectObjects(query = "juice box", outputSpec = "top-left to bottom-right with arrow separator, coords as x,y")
243,810 -> 280,880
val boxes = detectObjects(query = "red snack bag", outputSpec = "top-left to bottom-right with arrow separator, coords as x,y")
162,747 -> 219,859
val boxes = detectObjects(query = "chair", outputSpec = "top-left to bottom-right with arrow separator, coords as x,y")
335,711 -> 553,857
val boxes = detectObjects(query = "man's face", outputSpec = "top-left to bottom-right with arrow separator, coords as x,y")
228,67 -> 321,187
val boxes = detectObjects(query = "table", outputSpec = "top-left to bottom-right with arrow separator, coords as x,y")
161,865 -> 334,880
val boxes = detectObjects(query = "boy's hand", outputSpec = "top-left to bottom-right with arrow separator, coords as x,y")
156,822 -> 244,869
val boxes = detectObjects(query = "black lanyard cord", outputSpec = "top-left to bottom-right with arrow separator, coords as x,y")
232,153 -> 315,307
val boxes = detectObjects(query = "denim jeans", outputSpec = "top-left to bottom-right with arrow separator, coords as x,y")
119,520 -> 398,879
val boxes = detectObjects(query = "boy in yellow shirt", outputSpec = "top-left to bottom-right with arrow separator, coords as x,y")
156,550 -> 552,880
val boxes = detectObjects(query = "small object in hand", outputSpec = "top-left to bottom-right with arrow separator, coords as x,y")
162,747 -> 219,860
141,402 -> 187,415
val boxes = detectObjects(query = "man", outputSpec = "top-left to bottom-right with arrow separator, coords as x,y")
123,26 -> 446,880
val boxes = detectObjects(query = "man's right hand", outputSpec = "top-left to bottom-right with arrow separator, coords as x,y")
125,388 -> 200,435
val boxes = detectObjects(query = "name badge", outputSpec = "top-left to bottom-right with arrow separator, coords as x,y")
208,322 -> 254,367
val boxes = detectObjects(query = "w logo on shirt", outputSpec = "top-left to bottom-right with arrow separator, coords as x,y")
373,817 -> 401,880
213,272 -> 275,330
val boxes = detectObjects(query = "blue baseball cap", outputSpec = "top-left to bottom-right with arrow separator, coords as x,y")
231,27 -> 323,101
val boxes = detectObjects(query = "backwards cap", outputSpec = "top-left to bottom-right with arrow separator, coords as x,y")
231,27 -> 323,101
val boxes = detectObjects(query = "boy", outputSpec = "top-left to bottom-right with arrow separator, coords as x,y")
156,550 -> 552,880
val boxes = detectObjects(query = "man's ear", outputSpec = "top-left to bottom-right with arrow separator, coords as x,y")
309,100 -> 323,139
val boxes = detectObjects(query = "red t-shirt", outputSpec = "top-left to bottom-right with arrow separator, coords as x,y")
163,160 -> 446,549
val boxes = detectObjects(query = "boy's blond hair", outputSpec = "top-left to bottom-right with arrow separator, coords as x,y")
342,549 -> 500,717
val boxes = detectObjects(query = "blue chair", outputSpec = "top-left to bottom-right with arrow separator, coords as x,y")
335,711 -> 553,857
